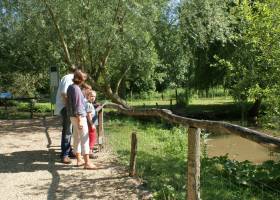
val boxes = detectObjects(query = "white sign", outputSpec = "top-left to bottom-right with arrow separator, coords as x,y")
50,72 -> 59,86
50,67 -> 59,87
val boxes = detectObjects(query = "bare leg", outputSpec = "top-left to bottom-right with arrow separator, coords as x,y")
76,153 -> 84,166
83,154 -> 97,169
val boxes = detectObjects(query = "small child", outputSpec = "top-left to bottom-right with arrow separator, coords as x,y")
85,89 -> 98,159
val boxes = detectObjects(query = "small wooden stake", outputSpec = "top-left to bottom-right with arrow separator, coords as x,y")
129,132 -> 137,177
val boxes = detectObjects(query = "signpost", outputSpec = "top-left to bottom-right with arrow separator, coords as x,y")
50,66 -> 59,115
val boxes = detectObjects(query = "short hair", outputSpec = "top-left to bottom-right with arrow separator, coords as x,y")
73,70 -> 87,85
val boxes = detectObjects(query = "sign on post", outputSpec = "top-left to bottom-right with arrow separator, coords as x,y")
50,66 -> 59,113
50,66 -> 59,87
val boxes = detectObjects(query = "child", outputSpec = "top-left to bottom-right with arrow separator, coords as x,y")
85,89 -> 98,159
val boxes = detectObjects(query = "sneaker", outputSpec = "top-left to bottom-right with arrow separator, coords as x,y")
61,156 -> 72,164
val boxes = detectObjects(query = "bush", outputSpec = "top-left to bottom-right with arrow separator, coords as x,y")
17,102 -> 51,113
176,90 -> 191,106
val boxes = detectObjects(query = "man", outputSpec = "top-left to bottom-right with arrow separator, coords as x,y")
55,66 -> 77,164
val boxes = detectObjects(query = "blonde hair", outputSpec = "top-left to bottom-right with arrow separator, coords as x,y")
86,90 -> 96,100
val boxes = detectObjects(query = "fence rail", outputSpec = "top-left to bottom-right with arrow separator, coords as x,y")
102,103 -> 280,152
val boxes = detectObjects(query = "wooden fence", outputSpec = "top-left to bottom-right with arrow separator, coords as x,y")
97,102 -> 280,200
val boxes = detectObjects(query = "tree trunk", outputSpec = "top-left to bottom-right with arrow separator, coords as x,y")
87,77 -> 130,109
248,98 -> 262,125
43,0 -> 72,66
104,86 -> 130,109
248,98 -> 262,118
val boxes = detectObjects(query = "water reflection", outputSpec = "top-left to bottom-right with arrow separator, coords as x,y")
204,133 -> 280,164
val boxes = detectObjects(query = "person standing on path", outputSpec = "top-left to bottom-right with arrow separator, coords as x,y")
67,70 -> 97,169
85,90 -> 98,159
54,66 -> 77,164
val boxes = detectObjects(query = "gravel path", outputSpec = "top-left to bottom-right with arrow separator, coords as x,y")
0,117 -> 151,200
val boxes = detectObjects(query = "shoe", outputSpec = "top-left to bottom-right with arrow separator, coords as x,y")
61,156 -> 72,164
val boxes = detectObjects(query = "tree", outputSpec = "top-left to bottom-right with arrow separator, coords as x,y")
153,8 -> 190,92
220,0 -> 280,119
1,0 -> 169,104
0,0 -> 60,96
39,0 -> 168,108
180,0 -> 236,93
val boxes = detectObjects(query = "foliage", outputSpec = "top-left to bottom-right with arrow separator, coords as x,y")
1,0 -> 280,125
17,102 -> 52,113
216,0 -> 280,119
0,0 -> 62,94
203,156 -> 280,199
3,72 -> 46,97
153,5 -> 190,91
180,0 -> 236,91
0,0 -> 170,106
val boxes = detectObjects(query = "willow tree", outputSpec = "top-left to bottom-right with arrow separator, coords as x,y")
38,0 -> 167,108
179,0 -> 235,94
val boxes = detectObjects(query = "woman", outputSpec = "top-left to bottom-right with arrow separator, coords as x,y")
66,69 -> 96,169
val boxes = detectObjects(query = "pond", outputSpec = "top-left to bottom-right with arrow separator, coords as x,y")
205,133 -> 280,164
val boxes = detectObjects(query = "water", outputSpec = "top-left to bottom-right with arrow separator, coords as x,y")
205,133 -> 280,164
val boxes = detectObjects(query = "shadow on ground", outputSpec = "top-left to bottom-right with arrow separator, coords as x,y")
0,116 -> 147,200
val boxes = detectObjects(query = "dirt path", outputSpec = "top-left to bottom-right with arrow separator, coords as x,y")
0,117 -> 151,200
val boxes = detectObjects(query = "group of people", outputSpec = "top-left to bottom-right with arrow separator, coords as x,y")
55,66 -> 99,170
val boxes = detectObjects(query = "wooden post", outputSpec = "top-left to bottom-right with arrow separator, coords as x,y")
4,99 -> 8,119
97,108 -> 104,150
30,99 -> 35,119
187,127 -> 201,200
129,132 -> 137,177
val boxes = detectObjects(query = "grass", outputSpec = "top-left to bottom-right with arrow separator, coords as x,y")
104,112 -> 280,200
0,102 -> 53,119
104,113 -> 187,199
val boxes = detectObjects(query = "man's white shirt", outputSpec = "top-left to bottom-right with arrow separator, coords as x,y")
54,73 -> 74,115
